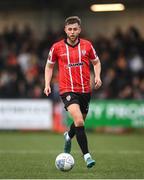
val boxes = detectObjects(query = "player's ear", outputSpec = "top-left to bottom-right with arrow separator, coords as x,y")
64,26 -> 67,33
79,27 -> 81,33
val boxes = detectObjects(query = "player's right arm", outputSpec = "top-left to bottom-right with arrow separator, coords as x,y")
44,45 -> 57,96
44,62 -> 54,96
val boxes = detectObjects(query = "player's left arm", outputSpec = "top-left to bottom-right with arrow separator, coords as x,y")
89,43 -> 102,89
91,58 -> 102,89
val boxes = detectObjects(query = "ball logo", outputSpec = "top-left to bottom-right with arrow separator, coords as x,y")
66,95 -> 71,101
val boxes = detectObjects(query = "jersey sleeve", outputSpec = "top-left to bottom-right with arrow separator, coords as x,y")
46,45 -> 57,64
89,44 -> 99,62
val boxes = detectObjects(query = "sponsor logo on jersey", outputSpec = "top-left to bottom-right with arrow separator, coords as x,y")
65,62 -> 84,69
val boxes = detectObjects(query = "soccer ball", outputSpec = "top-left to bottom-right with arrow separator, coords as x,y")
55,153 -> 75,171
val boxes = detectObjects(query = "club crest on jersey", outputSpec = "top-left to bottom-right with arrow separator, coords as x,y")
66,95 -> 71,101
81,49 -> 86,56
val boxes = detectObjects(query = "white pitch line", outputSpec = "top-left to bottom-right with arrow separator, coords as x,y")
0,150 -> 143,154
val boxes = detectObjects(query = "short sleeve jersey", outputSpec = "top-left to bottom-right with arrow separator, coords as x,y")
47,38 -> 99,94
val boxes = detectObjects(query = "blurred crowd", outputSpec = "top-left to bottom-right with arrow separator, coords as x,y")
0,24 -> 144,100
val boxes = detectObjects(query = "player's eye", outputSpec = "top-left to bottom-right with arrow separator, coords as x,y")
73,28 -> 78,31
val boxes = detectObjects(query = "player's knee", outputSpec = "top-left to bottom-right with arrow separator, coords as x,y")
70,110 -> 84,126
74,119 -> 84,127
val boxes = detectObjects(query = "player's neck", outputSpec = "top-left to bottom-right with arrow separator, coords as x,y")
67,38 -> 79,46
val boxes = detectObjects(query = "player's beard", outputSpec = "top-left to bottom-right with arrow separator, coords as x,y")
68,35 -> 78,44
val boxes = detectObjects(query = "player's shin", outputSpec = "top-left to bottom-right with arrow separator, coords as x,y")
68,122 -> 75,139
75,126 -> 95,168
75,126 -> 89,154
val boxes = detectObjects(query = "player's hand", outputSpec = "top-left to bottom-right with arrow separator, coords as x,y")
44,85 -> 51,96
95,77 -> 102,89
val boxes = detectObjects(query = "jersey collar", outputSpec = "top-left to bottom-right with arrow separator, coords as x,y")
64,38 -> 80,48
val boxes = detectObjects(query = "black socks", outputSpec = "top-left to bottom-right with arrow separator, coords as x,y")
75,126 -> 89,155
68,124 -> 89,155
68,122 -> 75,139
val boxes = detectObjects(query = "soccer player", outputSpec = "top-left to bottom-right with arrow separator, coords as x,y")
44,16 -> 102,168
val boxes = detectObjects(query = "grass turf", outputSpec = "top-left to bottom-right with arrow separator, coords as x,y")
0,131 -> 144,179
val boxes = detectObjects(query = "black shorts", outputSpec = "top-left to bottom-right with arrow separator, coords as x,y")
60,92 -> 91,114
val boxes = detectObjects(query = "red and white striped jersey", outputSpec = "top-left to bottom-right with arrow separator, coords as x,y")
47,38 -> 99,94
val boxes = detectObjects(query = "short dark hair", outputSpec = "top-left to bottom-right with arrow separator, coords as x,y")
65,16 -> 81,26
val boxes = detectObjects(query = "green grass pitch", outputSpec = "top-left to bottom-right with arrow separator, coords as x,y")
0,131 -> 144,179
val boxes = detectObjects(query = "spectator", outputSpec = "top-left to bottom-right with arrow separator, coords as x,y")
0,24 -> 143,100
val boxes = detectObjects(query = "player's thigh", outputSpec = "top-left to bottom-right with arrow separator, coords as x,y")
67,103 -> 83,119
67,104 -> 84,126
